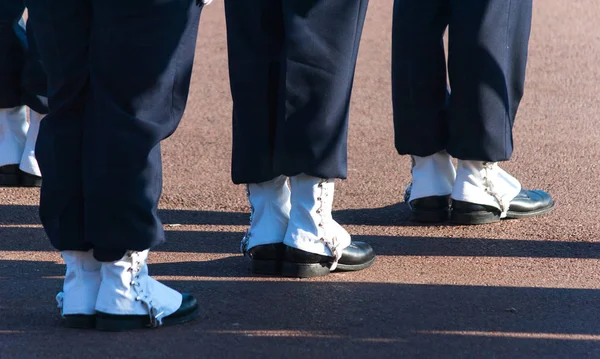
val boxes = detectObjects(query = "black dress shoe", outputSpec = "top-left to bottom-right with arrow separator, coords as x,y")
0,164 -> 20,187
247,243 -> 286,275
505,189 -> 554,218
282,242 -> 376,278
408,195 -> 451,223
451,189 -> 554,225
95,293 -> 198,332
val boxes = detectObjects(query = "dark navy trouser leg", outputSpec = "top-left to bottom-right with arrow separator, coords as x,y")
392,0 -> 532,162
446,0 -> 532,161
27,0 -> 201,261
225,0 -> 368,184
225,0 -> 284,184
0,0 -> 25,108
0,0 -> 48,111
28,0 -> 91,254
392,0 -> 449,157
19,16 -> 49,113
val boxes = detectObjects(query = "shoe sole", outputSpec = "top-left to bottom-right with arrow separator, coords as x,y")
251,259 -> 282,275
64,314 -> 96,329
281,257 -> 376,278
19,173 -> 42,187
95,306 -> 198,332
452,202 -> 555,225
334,256 -> 376,272
161,306 -> 199,326
281,261 -> 332,278
0,174 -> 41,187
505,202 -> 555,219
450,210 -> 501,225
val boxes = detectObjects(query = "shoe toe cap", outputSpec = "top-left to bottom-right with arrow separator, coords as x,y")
509,189 -> 554,212
339,241 -> 375,266
170,293 -> 198,318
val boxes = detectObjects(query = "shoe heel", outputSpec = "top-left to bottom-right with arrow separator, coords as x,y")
251,259 -> 282,275
334,256 -> 376,272
64,314 -> 96,329
282,261 -> 331,278
19,171 -> 42,187
450,210 -> 500,225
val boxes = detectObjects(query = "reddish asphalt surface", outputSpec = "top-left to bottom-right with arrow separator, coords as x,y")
1,1 -> 600,358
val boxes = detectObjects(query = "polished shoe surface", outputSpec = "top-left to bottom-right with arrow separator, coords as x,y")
505,189 -> 554,218
247,243 -> 286,275
451,189 -> 554,225
408,195 -> 451,223
158,293 -> 198,326
335,241 -> 376,272
95,293 -> 198,332
282,241 -> 375,278
0,164 -> 20,186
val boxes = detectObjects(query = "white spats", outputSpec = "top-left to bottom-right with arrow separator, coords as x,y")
284,174 -> 350,270
95,250 -> 182,327
0,107 -> 28,167
58,250 -> 102,316
241,175 -> 291,253
452,160 -> 522,217
19,110 -> 44,176
407,150 -> 456,202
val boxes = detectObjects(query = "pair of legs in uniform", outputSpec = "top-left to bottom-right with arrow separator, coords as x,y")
393,0 -> 554,225
0,1 -> 46,187
26,0 -> 552,331
25,0 -> 210,331
225,0 -> 375,279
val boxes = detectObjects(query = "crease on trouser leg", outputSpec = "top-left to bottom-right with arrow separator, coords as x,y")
452,160 -> 522,218
284,174 -> 351,271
